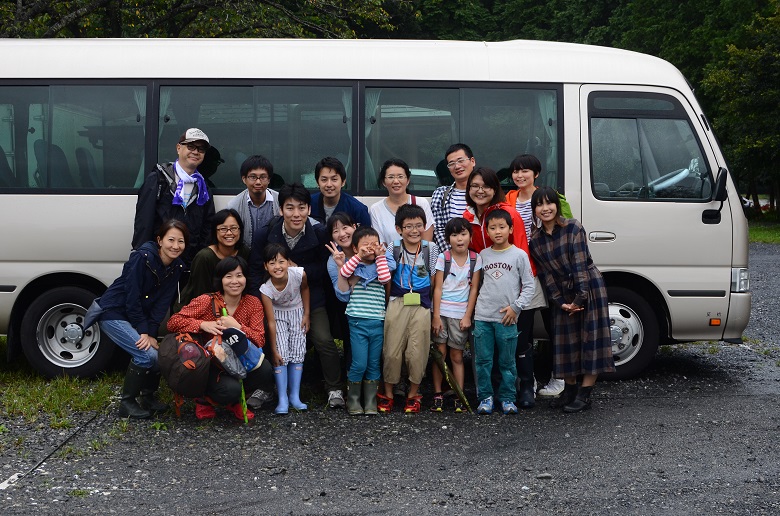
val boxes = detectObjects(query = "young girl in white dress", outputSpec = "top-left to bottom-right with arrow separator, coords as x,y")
259,243 -> 310,415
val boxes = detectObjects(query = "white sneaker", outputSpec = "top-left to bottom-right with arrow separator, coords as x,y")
328,389 -> 345,408
538,378 -> 566,397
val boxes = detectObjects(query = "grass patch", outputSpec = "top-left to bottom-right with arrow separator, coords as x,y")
68,489 -> 90,497
109,419 -> 129,438
0,372 -> 121,423
0,335 -> 121,425
748,210 -> 780,243
149,421 -> 168,432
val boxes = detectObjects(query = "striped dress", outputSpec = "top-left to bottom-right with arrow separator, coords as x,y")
529,219 -> 615,377
259,266 -> 306,364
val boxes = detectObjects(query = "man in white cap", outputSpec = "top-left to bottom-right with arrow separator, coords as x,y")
132,128 -> 216,265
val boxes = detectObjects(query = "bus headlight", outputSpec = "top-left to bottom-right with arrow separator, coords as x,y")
731,268 -> 749,292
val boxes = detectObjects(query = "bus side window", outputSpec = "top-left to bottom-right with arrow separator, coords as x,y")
158,85 -> 353,193
363,86 -> 561,195
589,92 -> 713,201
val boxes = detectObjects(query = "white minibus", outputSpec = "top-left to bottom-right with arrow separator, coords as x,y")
0,38 -> 750,379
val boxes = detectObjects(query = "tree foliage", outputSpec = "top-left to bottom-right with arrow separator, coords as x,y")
702,1 -> 780,210
0,0 -> 398,38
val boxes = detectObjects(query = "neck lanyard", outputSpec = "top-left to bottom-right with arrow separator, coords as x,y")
400,242 -> 421,293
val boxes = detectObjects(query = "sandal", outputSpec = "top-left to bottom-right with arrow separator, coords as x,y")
430,393 -> 444,412
195,402 -> 216,420
453,399 -> 465,413
226,403 -> 255,421
404,395 -> 422,414
377,393 -> 394,413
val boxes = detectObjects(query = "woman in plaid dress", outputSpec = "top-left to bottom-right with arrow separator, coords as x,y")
528,186 -> 614,412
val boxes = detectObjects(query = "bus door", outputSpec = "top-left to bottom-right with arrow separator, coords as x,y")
577,85 -> 733,371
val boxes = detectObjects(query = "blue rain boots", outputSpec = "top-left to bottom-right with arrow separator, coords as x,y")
274,365 -> 289,415
287,362 -> 308,411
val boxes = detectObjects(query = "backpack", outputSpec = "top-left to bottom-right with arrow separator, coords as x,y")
158,332 -> 211,399
392,239 -> 432,277
442,249 -> 478,285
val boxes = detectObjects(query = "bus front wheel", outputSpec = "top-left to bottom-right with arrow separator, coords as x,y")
20,287 -> 115,378
604,286 -> 659,380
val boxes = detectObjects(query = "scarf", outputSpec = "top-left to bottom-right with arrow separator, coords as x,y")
172,161 -> 210,206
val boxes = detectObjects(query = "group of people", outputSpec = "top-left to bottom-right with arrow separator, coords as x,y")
89,128 -> 614,421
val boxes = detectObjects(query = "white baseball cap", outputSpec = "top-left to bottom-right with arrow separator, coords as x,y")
179,128 -> 210,146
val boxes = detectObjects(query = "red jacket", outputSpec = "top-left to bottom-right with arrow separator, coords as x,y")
463,202 -> 536,276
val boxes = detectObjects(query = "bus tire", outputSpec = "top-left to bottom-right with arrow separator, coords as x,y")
20,286 -> 115,378
603,286 -> 659,380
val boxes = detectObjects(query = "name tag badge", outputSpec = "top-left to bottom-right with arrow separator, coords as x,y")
403,292 -> 421,306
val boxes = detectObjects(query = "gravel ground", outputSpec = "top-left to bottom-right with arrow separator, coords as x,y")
742,243 -> 779,349
1,244 -> 778,515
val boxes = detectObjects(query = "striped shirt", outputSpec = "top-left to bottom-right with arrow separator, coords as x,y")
515,198 -> 533,243
346,279 -> 387,320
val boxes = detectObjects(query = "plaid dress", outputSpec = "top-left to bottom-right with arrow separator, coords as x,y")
529,219 -> 615,377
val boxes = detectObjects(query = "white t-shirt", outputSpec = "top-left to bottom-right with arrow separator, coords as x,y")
259,266 -> 304,311
435,252 -> 483,318
369,195 -> 435,245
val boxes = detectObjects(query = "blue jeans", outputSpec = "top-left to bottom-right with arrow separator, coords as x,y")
473,320 -> 518,403
99,319 -> 158,370
347,316 -> 384,382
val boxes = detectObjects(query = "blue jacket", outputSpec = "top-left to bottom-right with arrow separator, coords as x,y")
248,218 -> 331,310
98,241 -> 185,337
310,191 -> 371,228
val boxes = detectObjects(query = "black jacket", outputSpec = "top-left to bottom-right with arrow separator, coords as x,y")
248,217 -> 330,310
132,162 -> 215,266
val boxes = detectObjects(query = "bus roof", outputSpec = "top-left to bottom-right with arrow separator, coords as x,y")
1,38 -> 687,89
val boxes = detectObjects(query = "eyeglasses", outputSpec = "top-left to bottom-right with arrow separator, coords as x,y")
402,224 -> 425,231
469,184 -> 493,192
385,175 -> 407,182
246,174 -> 269,183
446,157 -> 472,169
216,226 -> 240,234
181,143 -> 208,153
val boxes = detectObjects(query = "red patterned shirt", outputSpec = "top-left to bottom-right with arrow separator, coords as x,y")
167,293 -> 265,347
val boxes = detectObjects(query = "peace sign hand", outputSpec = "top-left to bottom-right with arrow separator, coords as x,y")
325,241 -> 346,268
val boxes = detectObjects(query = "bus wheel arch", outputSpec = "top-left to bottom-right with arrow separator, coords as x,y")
16,277 -> 112,378
602,274 -> 668,380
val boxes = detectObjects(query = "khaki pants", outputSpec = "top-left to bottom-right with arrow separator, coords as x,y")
383,298 -> 431,385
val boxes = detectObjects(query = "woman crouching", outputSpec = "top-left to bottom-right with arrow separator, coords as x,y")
167,256 -> 274,420
94,220 -> 188,419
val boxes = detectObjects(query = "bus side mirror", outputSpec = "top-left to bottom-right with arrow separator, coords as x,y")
703,167 -> 728,224
713,167 -> 727,202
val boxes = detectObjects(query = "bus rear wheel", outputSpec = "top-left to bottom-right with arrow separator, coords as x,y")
604,286 -> 659,380
20,287 -> 115,378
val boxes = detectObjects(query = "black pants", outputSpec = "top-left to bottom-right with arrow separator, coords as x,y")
205,360 -> 274,405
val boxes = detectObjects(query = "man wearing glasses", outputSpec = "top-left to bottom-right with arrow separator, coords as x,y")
431,143 -> 476,251
228,155 -> 280,249
132,128 -> 215,266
